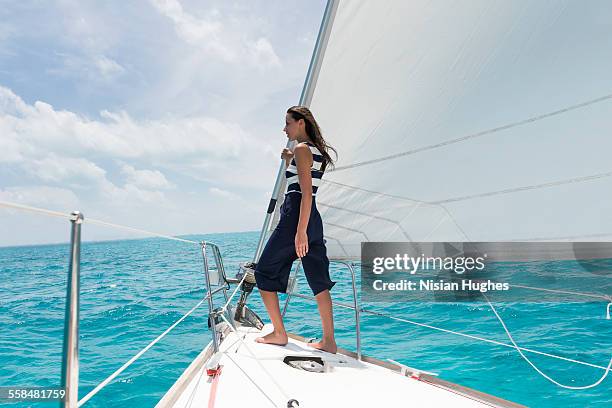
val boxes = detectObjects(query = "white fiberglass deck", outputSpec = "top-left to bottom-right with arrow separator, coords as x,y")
157,323 -> 523,408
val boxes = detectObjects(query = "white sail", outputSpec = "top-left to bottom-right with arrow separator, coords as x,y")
266,0 -> 612,260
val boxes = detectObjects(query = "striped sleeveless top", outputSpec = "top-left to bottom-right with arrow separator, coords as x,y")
285,141 -> 325,196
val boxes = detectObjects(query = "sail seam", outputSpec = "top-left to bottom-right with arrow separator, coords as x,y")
329,93 -> 612,172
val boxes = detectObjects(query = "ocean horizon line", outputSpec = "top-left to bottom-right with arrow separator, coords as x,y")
0,229 -> 260,250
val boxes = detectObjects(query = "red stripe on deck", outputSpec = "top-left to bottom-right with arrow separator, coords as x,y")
207,365 -> 223,408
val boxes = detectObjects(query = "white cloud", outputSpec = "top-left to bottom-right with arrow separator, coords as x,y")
49,52 -> 125,82
95,55 -> 125,79
0,86 -> 29,116
0,185 -> 80,211
121,164 -> 172,190
150,0 -> 222,42
102,182 -> 169,206
24,154 -> 107,185
150,0 -> 233,61
0,85 -> 272,180
209,186 -> 241,201
248,38 -> 282,70
0,0 -> 326,246
0,84 -> 278,222
0,134 -> 23,163
149,0 -> 282,69
0,87 -> 189,214
38,2 -> 129,83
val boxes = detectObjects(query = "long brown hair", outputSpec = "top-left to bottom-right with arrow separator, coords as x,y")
287,106 -> 337,171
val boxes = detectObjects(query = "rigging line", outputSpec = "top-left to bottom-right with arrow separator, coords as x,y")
320,179 -> 470,240
220,272 -> 247,313
323,234 -> 350,257
319,198 -> 469,243
507,231 -> 612,241
430,170 -> 612,205
86,218 -> 198,245
185,358 -> 207,408
329,92 -> 612,172
422,213 -> 449,241
510,284 -> 611,302
484,293 -> 612,389
317,201 -> 416,242
385,202 -> 442,245
221,352 -> 278,408
323,221 -> 370,241
0,200 -> 72,219
333,255 -> 607,303
78,297 -> 206,406
218,314 -> 295,406
0,199 -> 199,245
360,308 -> 609,371
322,179 -> 427,204
318,201 -> 401,225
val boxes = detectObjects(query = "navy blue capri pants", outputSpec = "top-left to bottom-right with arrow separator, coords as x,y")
255,193 -> 336,296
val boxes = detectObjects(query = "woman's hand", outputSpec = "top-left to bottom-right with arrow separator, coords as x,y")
281,148 -> 294,162
295,229 -> 309,258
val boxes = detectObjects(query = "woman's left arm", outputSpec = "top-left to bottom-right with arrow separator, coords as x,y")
293,143 -> 313,258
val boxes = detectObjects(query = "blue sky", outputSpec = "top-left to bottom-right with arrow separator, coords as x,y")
0,0 -> 326,246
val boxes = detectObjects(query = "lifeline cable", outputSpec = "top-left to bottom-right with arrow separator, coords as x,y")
0,199 -> 198,245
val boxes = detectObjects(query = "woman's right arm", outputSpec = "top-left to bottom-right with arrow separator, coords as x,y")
281,148 -> 294,168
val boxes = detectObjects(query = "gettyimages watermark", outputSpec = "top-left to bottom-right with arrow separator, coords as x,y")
361,242 -> 612,303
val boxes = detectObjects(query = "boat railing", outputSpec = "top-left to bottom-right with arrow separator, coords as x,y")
279,256 -> 612,380
0,201 -> 237,407
63,211 -> 83,408
199,240 -> 235,352
281,259 -> 362,360
78,239 -> 239,407
2,199 -> 610,407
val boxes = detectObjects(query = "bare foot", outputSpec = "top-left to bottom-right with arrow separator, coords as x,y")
255,331 -> 288,346
307,340 -> 337,354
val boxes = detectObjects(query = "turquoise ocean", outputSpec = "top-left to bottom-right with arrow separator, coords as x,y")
1,231 -> 610,407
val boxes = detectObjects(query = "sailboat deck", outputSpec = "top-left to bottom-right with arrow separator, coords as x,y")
157,323 -> 524,408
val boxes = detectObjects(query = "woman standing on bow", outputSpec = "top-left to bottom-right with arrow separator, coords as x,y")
254,106 -> 338,354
